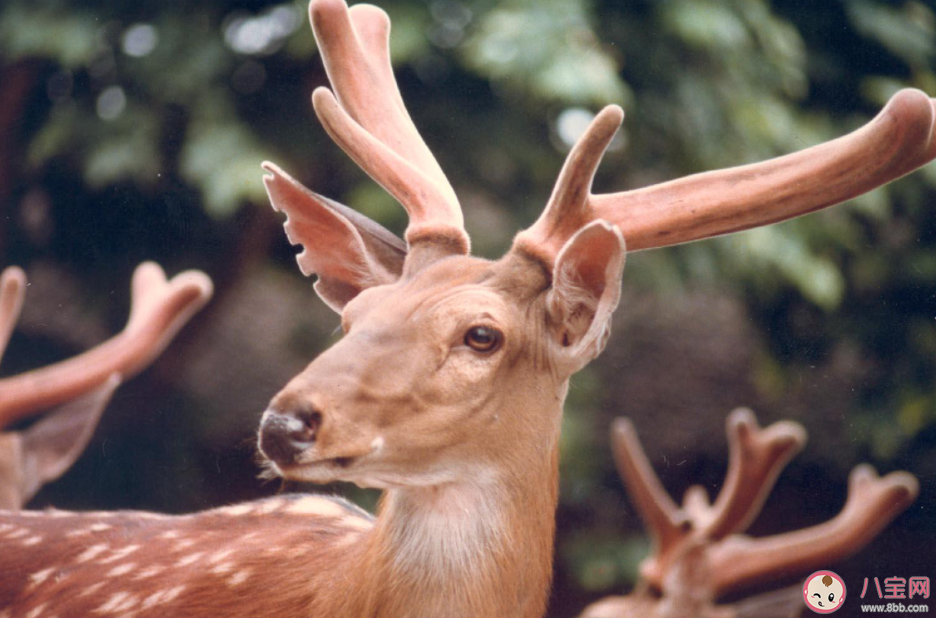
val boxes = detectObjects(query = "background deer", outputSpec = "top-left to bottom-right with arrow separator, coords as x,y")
578,409 -> 918,618
0,262 -> 212,510
0,0 -> 934,616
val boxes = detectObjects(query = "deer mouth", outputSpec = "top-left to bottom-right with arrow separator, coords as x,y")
274,449 -> 375,482
312,455 -> 357,469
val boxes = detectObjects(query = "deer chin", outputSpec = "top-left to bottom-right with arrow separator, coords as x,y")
272,446 -> 469,491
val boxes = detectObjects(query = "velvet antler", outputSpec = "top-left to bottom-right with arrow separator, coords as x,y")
0,262 -> 213,428
517,89 -> 936,267
264,0 -> 468,277
580,409 -> 918,618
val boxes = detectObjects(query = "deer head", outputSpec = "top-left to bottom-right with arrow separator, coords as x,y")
578,410 -> 919,618
0,262 -> 212,509
258,0 -> 936,493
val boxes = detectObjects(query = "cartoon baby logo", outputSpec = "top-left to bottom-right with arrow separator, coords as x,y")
804,570 -> 847,613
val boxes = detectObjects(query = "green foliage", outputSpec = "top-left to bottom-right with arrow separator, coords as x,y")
463,0 -> 631,106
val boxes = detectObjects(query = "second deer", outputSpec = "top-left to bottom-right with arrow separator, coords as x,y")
0,0 -> 933,616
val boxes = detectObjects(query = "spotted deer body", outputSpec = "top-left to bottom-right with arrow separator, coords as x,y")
1,0 -> 934,616
0,495 -> 371,617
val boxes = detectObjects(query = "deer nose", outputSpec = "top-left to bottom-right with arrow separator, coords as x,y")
258,408 -> 322,465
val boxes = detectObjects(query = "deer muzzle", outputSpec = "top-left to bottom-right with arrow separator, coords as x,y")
258,408 -> 321,466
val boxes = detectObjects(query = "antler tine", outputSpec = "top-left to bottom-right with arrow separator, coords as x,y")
708,465 -> 919,595
592,89 -> 936,251
0,262 -> 213,429
610,418 -> 691,581
691,408 -> 806,540
308,0 -> 468,253
514,106 -> 624,267
0,266 -> 27,363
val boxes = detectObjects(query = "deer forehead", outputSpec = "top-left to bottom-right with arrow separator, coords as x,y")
349,262 -> 537,337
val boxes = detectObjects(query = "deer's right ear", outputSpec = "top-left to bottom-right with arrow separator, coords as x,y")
263,162 -> 407,313
545,220 -> 626,373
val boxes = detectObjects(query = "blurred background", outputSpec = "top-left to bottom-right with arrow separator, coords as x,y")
1,0 -> 934,614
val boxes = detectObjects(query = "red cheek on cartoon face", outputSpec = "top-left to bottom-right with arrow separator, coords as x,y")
803,571 -> 847,613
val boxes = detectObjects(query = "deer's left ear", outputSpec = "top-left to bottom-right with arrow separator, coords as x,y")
18,376 -> 120,503
545,220 -> 626,373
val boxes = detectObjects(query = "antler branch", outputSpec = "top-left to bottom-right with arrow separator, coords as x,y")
0,262 -> 212,428
307,0 -> 467,251
520,89 -> 936,268
610,418 -> 690,581
598,89 -> 936,251
591,412 -> 918,618
709,464 -> 918,594
693,408 -> 806,540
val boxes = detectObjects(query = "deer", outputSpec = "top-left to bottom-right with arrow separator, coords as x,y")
578,409 -> 919,618
0,262 -> 212,510
0,0 -> 933,616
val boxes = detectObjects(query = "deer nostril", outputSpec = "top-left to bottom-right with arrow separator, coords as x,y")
258,408 -> 322,465
296,409 -> 322,442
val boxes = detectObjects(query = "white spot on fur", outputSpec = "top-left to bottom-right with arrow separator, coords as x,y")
176,551 -> 204,567
207,548 -> 234,564
228,569 -> 251,586
29,567 -> 55,587
343,516 -> 373,531
133,565 -> 165,580
218,503 -> 253,516
98,544 -> 139,564
163,585 -> 186,602
89,523 -> 112,532
66,529 -> 92,538
93,591 -> 138,613
257,498 -> 286,514
333,532 -> 363,548
284,496 -> 344,517
5,528 -> 28,539
79,581 -> 106,597
106,562 -> 136,577
141,587 -> 181,610
25,603 -> 47,618
211,562 -> 235,575
77,543 -> 109,563
370,436 -> 385,452
173,538 -> 196,551
21,535 -> 43,546
159,530 -> 181,540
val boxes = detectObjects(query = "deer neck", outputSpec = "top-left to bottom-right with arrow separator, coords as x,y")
344,414 -> 562,618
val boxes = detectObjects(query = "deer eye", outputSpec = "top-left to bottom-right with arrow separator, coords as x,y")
464,326 -> 502,353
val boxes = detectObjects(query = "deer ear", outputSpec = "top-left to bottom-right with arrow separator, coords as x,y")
263,162 -> 408,313
18,375 -> 120,503
545,220 -> 626,373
